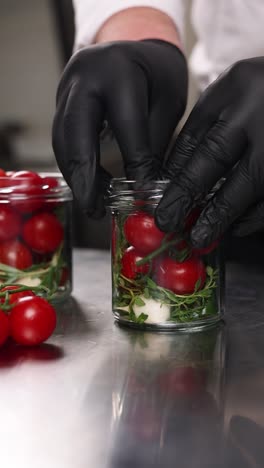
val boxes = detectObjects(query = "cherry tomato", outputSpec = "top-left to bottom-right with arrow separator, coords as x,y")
0,286 -> 35,305
121,246 -> 150,279
41,176 -> 59,211
41,176 -> 59,190
193,239 -> 220,256
0,168 -> 8,188
0,206 -> 21,242
0,240 -> 33,269
157,367 -> 207,396
10,296 -> 57,346
154,256 -> 206,294
0,309 -> 9,346
23,212 -> 63,253
124,212 -> 165,255
10,170 -> 42,185
9,170 -> 44,214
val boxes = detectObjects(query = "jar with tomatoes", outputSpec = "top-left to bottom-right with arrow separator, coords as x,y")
0,170 -> 72,301
108,179 -> 224,330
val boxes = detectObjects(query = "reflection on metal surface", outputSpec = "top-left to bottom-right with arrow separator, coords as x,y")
109,325 -> 226,468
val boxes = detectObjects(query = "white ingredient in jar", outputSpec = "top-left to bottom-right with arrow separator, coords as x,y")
17,277 -> 41,287
133,296 -> 170,324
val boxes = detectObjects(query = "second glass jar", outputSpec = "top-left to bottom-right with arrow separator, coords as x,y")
108,179 -> 224,331
0,171 -> 72,302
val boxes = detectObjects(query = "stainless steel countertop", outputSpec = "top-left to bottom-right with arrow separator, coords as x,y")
1,249 -> 264,468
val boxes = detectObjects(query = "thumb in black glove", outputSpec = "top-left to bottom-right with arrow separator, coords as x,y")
156,57 -> 264,246
52,40 -> 187,218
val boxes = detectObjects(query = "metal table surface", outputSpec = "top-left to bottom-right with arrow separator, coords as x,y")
0,248 -> 264,468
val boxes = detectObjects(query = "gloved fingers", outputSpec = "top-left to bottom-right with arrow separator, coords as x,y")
52,85 -> 73,181
232,201 -> 264,236
148,85 -> 187,174
56,83 -> 108,218
190,158 -> 260,247
105,64 -> 155,181
156,119 -> 247,232
162,78 -> 231,179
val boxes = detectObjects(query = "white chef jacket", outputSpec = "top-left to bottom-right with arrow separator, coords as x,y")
73,0 -> 264,91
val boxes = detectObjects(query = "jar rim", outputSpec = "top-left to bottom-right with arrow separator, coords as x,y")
0,172 -> 72,201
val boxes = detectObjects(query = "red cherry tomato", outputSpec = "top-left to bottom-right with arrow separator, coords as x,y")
193,239 -> 220,256
157,367 -> 207,396
124,212 -> 165,255
42,176 -> 59,190
0,309 -> 9,346
0,286 -> 35,305
0,206 -> 21,242
0,168 -> 8,188
23,212 -> 63,253
154,256 -> 206,294
121,246 -> 150,279
9,170 -> 44,214
10,296 -> 57,346
0,240 -> 33,269
41,176 -> 59,211
10,170 -> 42,184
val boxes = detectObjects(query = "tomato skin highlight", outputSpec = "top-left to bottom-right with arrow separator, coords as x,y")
0,240 -> 33,269
0,310 -> 9,346
23,212 -> 63,254
9,171 -> 44,214
0,206 -> 21,242
124,212 -> 165,255
41,176 -> 59,190
121,246 -> 150,279
0,286 -> 35,305
10,296 -> 57,346
154,256 -> 206,295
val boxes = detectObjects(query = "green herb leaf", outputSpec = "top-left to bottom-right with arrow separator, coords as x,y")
206,266 -> 214,277
134,296 -> 145,307
146,277 -> 157,289
136,313 -> 148,324
194,278 -> 201,292
143,288 -> 150,299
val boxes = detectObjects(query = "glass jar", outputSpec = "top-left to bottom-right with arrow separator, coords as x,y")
0,171 -> 72,302
108,179 -> 224,331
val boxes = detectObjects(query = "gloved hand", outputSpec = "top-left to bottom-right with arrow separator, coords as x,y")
156,57 -> 264,246
52,40 -> 187,218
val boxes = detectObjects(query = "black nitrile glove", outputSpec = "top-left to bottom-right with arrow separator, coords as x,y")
52,40 -> 187,218
156,57 -> 264,247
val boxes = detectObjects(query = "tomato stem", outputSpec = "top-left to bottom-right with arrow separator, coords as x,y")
136,237 -> 185,266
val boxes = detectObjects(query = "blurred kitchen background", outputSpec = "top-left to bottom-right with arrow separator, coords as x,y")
1,0 -> 262,262
0,0 -> 199,250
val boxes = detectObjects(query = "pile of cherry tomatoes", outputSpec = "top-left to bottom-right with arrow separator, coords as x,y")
0,169 -> 62,347
120,211 -> 218,295
0,169 -> 63,269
